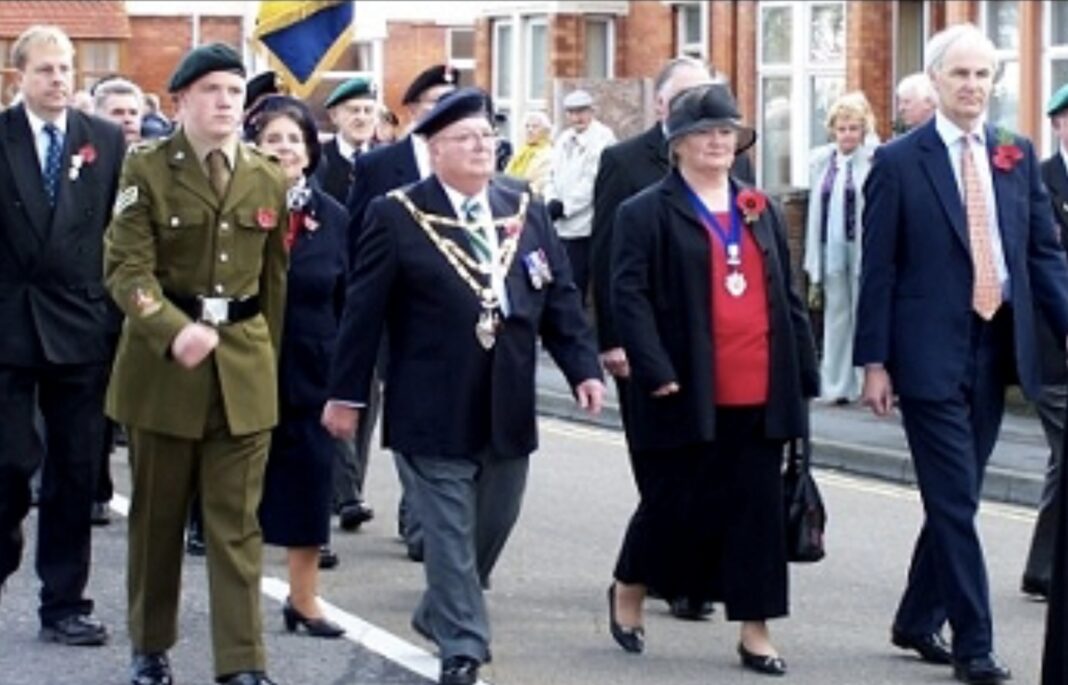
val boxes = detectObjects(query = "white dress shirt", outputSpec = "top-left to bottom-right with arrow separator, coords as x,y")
25,107 -> 68,173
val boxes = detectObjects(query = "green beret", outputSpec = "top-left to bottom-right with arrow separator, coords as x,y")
168,43 -> 246,93
1049,83 -> 1068,117
324,77 -> 376,109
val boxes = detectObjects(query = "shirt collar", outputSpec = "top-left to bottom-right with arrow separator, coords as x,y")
439,179 -> 490,220
335,134 -> 368,162
25,106 -> 68,139
935,109 -> 987,149
183,128 -> 239,170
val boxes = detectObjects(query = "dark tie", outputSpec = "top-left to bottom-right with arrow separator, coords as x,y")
42,123 -> 63,207
207,149 -> 231,199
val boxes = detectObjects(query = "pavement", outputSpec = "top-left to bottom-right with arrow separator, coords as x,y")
534,352 -> 1052,507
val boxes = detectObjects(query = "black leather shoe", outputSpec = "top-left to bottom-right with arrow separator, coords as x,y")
91,501 -> 112,526
668,596 -> 714,620
607,583 -> 644,654
1021,575 -> 1050,599
439,655 -> 479,685
131,651 -> 173,685
318,545 -> 339,570
953,654 -> 1012,684
39,613 -> 108,646
891,628 -> 952,664
738,642 -> 787,676
282,598 -> 344,638
217,671 -> 278,685
338,500 -> 374,532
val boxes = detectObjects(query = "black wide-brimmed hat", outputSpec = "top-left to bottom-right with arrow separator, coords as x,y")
665,83 -> 757,153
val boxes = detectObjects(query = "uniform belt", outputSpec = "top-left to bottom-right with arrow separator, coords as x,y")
166,292 -> 260,326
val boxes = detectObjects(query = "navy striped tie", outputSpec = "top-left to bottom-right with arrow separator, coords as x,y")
42,123 -> 63,207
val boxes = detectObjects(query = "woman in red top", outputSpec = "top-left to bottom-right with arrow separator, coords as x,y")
607,83 -> 819,675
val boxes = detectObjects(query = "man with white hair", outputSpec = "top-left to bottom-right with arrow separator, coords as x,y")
855,23 -> 1068,684
895,71 -> 937,133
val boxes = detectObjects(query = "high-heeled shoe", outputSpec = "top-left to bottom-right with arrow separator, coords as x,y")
607,583 -> 644,654
282,598 -> 345,638
738,642 -> 787,676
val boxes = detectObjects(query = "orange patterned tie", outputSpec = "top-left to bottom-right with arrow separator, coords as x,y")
961,135 -> 1002,320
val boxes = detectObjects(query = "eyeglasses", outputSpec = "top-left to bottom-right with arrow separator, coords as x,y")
437,130 -> 498,148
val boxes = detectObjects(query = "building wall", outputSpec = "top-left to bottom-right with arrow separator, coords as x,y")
616,1 -> 672,80
381,21 -> 448,129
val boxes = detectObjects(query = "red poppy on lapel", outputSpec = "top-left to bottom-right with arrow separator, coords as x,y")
736,188 -> 767,224
256,207 -> 278,230
992,144 -> 1023,172
78,143 -> 97,164
503,217 -> 522,238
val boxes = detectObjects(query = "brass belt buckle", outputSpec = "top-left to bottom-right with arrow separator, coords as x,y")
198,296 -> 230,326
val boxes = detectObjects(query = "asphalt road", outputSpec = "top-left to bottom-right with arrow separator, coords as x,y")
0,417 -> 1053,685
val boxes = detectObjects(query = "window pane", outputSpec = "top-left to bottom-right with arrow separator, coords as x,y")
528,23 -> 548,101
810,3 -> 845,63
1053,59 -> 1068,93
810,75 -> 845,148
450,29 -> 474,60
762,7 -> 792,64
79,41 -> 119,73
762,77 -> 793,189
683,5 -> 702,44
988,59 -> 1019,131
1054,1 -> 1068,46
495,23 -> 513,99
985,0 -> 1018,51
585,20 -> 610,78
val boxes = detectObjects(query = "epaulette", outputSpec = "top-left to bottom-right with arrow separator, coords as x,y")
125,139 -> 164,156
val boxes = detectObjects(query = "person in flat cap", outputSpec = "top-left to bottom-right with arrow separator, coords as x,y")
335,64 -> 460,565
323,87 -> 604,685
544,88 -> 616,306
1020,80 -> 1068,605
607,81 -> 817,675
315,76 -> 377,205
106,38 -> 287,685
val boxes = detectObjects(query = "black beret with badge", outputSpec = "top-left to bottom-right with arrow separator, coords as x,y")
402,64 -> 460,105
244,70 -> 281,112
324,76 -> 376,109
1049,82 -> 1068,118
168,42 -> 246,93
411,87 -> 493,139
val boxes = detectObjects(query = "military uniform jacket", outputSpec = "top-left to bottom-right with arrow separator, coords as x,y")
329,176 -> 601,460
104,130 -> 288,438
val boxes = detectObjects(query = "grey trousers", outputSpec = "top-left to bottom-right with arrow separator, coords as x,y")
395,453 -> 423,553
1025,383 -> 1066,585
406,450 -> 529,662
332,378 -> 381,507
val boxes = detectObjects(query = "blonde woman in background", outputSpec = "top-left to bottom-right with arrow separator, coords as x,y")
804,91 -> 878,404
504,110 -> 553,195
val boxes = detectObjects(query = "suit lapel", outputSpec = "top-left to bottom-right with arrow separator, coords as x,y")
646,125 -> 669,173
985,123 -> 1018,266
731,179 -> 775,256
917,120 -> 969,252
663,170 -> 707,235
2,105 -> 51,236
221,144 -> 257,215
47,110 -> 91,238
168,131 -> 218,209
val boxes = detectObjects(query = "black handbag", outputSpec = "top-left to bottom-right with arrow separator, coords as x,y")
783,436 -> 827,563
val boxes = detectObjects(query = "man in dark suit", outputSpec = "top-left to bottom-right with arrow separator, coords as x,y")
1022,83 -> 1068,602
589,56 -> 753,621
855,25 -> 1068,685
0,25 -> 124,645
315,76 -> 377,205
324,88 -> 604,685
340,64 -> 459,557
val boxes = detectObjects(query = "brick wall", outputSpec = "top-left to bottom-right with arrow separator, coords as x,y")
617,1 -> 672,79
551,14 -> 584,80
382,21 -> 448,129
846,1 -> 894,141
474,17 -> 492,92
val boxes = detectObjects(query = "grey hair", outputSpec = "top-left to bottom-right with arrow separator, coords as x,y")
524,110 -> 552,130
654,56 -> 726,96
895,72 -> 936,103
924,23 -> 998,75
93,78 -> 144,112
11,25 -> 74,70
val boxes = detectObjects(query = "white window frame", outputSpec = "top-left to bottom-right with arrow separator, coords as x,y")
524,17 -> 549,104
676,1 -> 708,59
1044,0 -> 1068,154
981,0 -> 1021,133
585,15 -> 616,79
492,19 -> 515,112
756,0 -> 847,188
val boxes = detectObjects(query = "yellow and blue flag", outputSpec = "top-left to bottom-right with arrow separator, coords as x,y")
252,1 -> 354,98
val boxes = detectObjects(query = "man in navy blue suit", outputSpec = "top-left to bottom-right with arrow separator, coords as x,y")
855,24 -> 1068,685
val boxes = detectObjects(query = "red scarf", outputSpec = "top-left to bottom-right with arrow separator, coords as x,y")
285,211 -> 303,252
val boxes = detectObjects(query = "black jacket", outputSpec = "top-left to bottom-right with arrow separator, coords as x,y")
345,136 -> 420,264
1038,154 -> 1068,385
329,176 -> 601,459
315,138 -> 357,206
611,170 -> 817,451
0,105 -> 125,365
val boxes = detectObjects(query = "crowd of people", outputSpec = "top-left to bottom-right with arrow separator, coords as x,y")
0,18 -> 1064,685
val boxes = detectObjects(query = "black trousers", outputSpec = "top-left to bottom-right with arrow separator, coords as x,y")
0,362 -> 107,622
561,237 -> 591,308
613,407 -> 788,621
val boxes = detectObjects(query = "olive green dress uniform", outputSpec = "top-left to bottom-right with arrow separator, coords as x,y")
103,129 -> 287,678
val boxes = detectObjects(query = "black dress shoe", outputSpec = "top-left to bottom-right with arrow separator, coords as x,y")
668,596 -> 714,620
439,655 -> 479,685
738,642 -> 787,676
607,584 -> 644,654
39,613 -> 109,646
218,671 -> 278,685
318,545 -> 339,570
338,500 -> 374,532
282,598 -> 344,638
1021,575 -> 1050,599
91,501 -> 112,526
953,654 -> 1012,684
891,628 -> 952,664
131,651 -> 173,685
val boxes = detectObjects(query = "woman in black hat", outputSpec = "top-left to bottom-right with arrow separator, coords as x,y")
246,95 -> 349,638
606,83 -> 818,675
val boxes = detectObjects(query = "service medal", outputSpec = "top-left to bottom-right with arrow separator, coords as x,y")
725,271 -> 747,297
475,308 -> 499,350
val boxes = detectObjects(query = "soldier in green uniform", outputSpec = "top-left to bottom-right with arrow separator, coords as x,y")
103,43 -> 287,685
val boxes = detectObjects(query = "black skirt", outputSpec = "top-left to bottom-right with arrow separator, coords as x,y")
613,406 -> 789,621
259,406 -> 334,547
